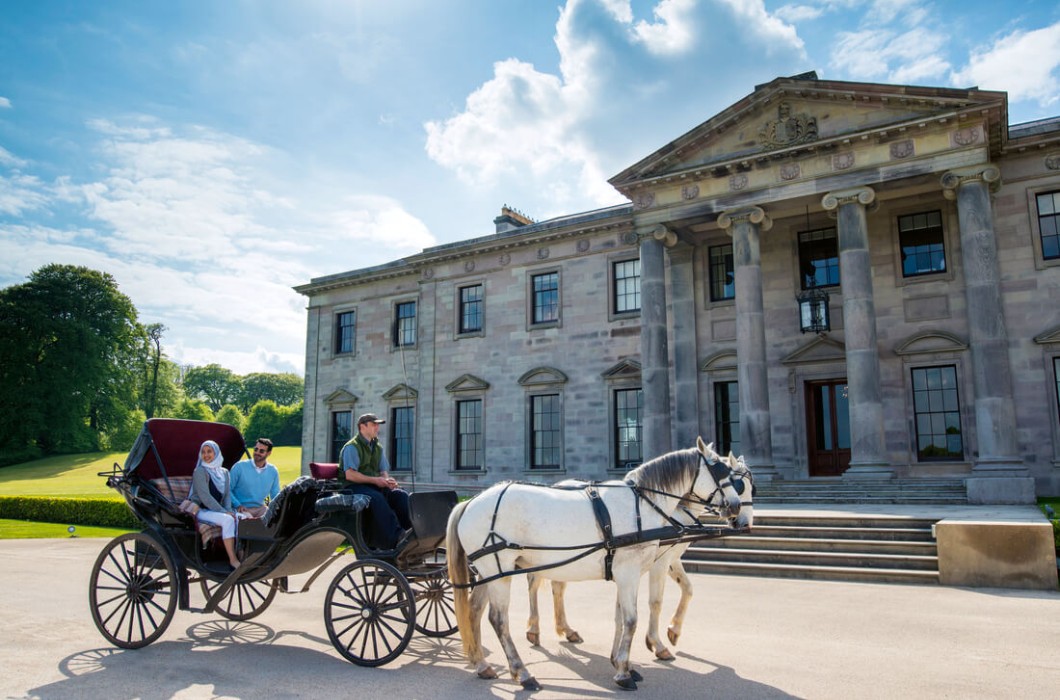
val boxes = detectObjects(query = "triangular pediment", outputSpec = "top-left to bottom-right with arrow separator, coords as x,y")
324,388 -> 359,406
700,351 -> 737,372
781,334 -> 847,366
894,331 -> 968,356
1034,326 -> 1060,345
610,74 -> 1006,193
445,374 -> 490,394
601,359 -> 642,381
518,367 -> 568,386
382,383 -> 418,401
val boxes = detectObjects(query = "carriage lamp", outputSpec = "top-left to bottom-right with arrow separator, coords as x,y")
796,284 -> 831,334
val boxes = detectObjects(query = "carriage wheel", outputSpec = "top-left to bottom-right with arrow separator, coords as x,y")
411,567 -> 458,638
324,559 -> 415,666
200,577 -> 279,621
89,533 -> 177,649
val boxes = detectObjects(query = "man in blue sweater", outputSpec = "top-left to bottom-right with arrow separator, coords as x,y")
230,437 -> 281,518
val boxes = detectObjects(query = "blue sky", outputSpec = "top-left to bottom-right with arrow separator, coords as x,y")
2,0 -> 1058,376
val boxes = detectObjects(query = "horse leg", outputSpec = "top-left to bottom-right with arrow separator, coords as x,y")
486,579 -> 540,690
666,554 -> 694,647
526,573 -> 542,646
609,574 -> 641,690
644,555 -> 675,661
551,580 -> 583,643
468,585 -> 497,679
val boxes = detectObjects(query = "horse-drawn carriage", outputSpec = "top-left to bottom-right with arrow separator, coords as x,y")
88,418 -> 458,666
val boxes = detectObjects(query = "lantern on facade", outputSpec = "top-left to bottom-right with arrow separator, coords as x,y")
796,284 -> 831,334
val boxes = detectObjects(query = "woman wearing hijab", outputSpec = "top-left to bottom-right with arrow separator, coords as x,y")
191,439 -> 241,569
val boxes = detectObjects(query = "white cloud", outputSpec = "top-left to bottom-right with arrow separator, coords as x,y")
0,96 -> 11,109
774,4 -> 825,23
951,22 -> 1060,108
830,26 -> 950,83
631,0 -> 698,55
714,0 -> 805,54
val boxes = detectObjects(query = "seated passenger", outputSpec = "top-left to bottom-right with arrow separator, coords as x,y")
339,413 -> 412,549
230,437 -> 281,518
191,439 -> 242,569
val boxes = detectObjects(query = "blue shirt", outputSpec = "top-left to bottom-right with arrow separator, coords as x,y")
229,459 -> 280,508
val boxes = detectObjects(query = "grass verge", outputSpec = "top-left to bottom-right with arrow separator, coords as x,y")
0,518 -> 133,539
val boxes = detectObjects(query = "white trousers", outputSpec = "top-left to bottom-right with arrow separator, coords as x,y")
197,509 -> 237,539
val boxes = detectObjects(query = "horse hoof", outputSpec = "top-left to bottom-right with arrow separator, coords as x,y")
615,677 -> 638,691
521,677 -> 542,691
630,669 -> 644,682
477,666 -> 498,680
567,631 -> 583,643
526,632 -> 540,646
667,628 -> 679,645
655,649 -> 675,661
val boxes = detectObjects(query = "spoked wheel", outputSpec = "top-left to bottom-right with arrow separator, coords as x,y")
89,532 -> 177,649
200,577 -> 279,621
324,559 -> 415,666
411,566 -> 458,638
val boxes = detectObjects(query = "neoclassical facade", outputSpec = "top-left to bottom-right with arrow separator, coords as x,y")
296,74 -> 1060,503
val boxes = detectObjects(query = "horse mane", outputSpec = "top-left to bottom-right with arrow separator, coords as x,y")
625,447 -> 699,497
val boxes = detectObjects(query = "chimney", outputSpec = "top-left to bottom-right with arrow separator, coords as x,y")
494,205 -> 535,234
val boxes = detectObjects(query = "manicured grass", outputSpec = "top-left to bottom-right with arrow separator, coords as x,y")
0,518 -> 133,539
0,446 -> 304,498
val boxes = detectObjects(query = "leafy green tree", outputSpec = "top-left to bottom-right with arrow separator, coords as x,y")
244,400 -> 284,446
215,404 -> 245,432
173,398 -> 214,422
183,363 -> 240,412
239,372 -> 304,411
103,408 -> 147,452
0,264 -> 143,458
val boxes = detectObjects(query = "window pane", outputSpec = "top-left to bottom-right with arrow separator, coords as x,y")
911,365 -> 963,461
335,311 -> 356,354
456,400 -> 483,469
459,285 -> 483,333
532,272 -> 559,323
798,228 -> 840,289
709,244 -> 735,301
330,411 -> 352,462
1038,191 -> 1060,261
713,381 -> 740,455
613,259 -> 641,313
614,388 -> 642,469
395,302 -> 416,346
531,394 -> 561,468
899,210 -> 946,277
390,406 -> 414,471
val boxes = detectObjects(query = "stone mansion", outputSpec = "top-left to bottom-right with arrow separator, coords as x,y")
296,74 -> 1060,503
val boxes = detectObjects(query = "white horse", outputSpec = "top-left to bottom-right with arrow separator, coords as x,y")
447,437 -> 752,690
526,452 -> 753,661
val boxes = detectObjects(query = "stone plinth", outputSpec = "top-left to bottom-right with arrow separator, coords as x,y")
935,520 -> 1058,590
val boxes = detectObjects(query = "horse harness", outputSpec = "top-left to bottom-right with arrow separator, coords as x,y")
458,453 -> 751,589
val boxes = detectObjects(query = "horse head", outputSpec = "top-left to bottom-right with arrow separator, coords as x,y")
694,437 -> 753,529
723,450 -> 755,530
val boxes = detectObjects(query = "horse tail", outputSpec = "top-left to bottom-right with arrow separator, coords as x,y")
447,498 -> 478,659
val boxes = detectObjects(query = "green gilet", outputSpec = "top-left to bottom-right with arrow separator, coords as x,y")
340,434 -> 383,480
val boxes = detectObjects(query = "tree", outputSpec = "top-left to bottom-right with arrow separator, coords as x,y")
239,372 -> 304,411
173,398 -> 214,422
244,400 -> 284,445
214,404 -> 245,432
183,364 -> 240,412
141,323 -> 166,418
0,264 -> 143,458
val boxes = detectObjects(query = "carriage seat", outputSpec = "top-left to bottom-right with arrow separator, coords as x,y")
149,477 -> 222,545
309,462 -> 340,480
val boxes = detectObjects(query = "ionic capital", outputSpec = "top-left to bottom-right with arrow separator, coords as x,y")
717,206 -> 773,234
821,186 -> 876,211
940,164 -> 1001,200
636,224 -> 678,247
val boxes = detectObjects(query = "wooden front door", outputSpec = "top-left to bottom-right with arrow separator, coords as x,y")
806,379 -> 851,476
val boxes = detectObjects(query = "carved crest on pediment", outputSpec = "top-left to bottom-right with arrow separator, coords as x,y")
759,102 -> 818,150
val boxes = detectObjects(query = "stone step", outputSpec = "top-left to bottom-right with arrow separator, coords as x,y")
683,559 -> 940,585
755,495 -> 967,505
685,546 -> 939,571
749,524 -> 935,541
694,535 -> 937,555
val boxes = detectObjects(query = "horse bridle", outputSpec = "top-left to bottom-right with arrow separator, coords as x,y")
694,451 -> 755,517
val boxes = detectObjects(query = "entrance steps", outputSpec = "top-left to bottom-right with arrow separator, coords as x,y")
753,477 -> 967,505
684,512 -> 941,585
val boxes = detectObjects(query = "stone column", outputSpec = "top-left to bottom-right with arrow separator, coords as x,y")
821,187 -> 893,479
717,207 -> 778,480
668,244 -> 700,450
941,164 -> 1033,504
639,225 -> 675,459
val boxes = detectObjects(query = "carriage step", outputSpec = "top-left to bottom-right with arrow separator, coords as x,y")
684,559 -> 940,585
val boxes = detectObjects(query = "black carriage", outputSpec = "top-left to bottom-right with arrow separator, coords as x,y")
88,418 -> 458,666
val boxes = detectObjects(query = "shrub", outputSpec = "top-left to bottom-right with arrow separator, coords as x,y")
0,495 -> 139,529
215,404 -> 245,433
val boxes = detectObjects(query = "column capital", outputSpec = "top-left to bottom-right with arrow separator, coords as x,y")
940,163 -> 1001,200
636,224 -> 678,247
821,186 -> 876,211
717,206 -> 773,233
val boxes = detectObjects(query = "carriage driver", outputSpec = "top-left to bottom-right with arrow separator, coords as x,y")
339,413 -> 413,550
